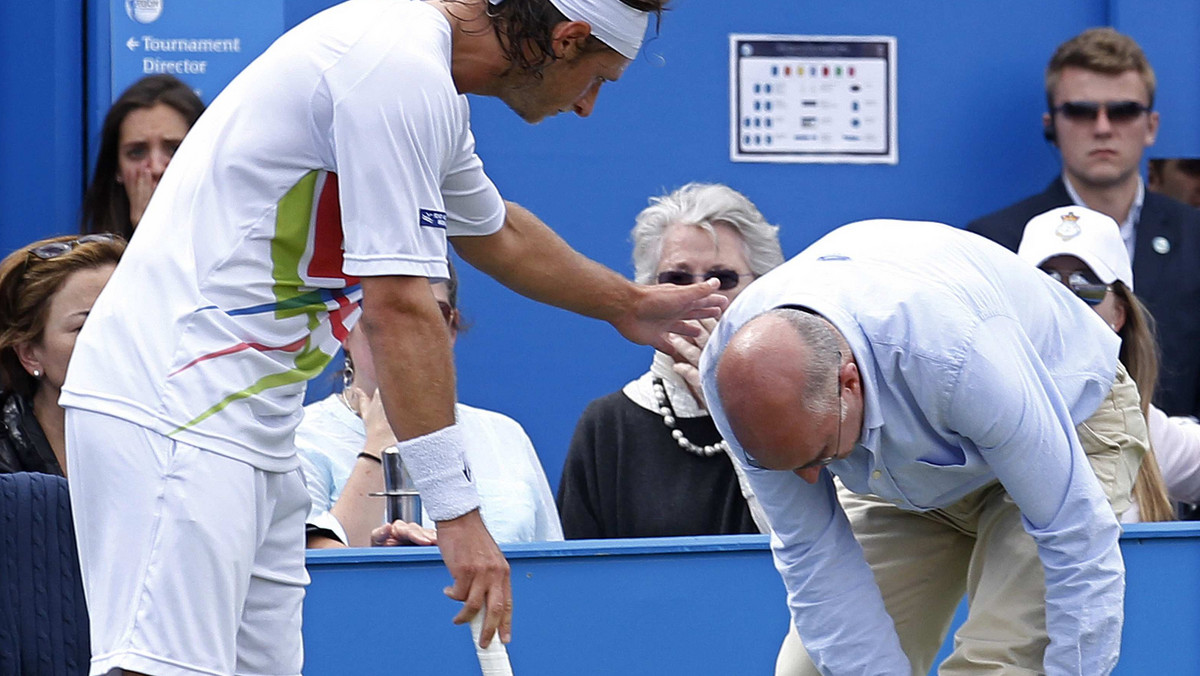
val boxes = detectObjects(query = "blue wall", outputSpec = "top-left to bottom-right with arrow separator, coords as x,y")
0,0 -> 84,254
3,1 -> 1198,493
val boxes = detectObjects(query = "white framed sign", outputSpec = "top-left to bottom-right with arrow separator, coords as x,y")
730,34 -> 898,164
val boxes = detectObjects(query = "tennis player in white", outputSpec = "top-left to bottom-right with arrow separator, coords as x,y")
63,1 -> 708,674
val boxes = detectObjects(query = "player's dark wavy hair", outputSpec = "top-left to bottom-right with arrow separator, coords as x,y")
460,0 -> 667,76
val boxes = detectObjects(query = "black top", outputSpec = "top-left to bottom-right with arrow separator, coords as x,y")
968,177 -> 1200,418
557,390 -> 758,539
0,390 -> 62,476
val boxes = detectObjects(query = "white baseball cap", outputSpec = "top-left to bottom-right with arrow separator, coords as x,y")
1017,206 -> 1134,290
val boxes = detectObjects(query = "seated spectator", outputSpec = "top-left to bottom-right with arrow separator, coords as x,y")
299,263 -> 562,547
1018,206 -> 1200,519
80,74 -> 205,238
0,234 -> 125,475
1148,158 -> 1200,208
557,183 -> 782,538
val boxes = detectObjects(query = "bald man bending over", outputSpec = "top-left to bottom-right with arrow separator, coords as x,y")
698,220 -> 1148,675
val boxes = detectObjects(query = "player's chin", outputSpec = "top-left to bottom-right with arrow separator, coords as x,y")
506,103 -> 550,125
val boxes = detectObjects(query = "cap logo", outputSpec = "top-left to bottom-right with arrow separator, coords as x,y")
1055,211 -> 1081,240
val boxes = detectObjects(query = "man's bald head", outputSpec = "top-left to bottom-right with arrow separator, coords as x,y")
715,308 -> 842,469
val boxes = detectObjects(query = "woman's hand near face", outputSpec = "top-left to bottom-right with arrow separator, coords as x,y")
347,386 -> 399,455
126,166 -> 157,228
666,316 -> 718,411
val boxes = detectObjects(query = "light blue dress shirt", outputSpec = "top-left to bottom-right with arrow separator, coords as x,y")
700,220 -> 1124,675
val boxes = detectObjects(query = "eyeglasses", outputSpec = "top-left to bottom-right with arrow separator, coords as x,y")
26,233 -> 121,261
656,268 -> 750,291
744,349 -> 843,471
1052,100 -> 1150,124
1043,269 -> 1110,305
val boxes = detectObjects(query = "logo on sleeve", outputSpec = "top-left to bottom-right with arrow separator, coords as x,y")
419,209 -> 447,229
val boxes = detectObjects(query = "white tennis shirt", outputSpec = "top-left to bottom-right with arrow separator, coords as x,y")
63,0 -> 505,471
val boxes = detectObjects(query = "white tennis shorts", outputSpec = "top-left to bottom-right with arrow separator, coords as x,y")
66,409 -> 310,676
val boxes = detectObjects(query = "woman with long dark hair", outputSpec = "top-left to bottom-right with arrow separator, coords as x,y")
80,74 -> 204,238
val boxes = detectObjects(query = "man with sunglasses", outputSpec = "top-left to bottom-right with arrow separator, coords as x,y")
558,183 -> 782,539
968,27 -> 1200,424
701,219 -> 1148,675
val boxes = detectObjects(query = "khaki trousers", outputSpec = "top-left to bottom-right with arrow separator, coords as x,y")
776,363 -> 1146,675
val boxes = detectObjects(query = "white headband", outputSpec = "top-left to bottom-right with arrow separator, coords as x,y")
488,0 -> 650,60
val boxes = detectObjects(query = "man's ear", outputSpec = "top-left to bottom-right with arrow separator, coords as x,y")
550,20 -> 593,59
841,361 -> 861,397
1145,110 -> 1160,147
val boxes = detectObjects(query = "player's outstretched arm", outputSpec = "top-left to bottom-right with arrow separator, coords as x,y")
451,201 -> 727,353
359,275 -> 512,647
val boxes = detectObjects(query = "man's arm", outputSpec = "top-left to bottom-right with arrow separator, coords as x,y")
948,316 -> 1124,674
701,365 -> 910,673
700,324 -> 907,672
450,201 -> 726,353
359,275 -> 511,647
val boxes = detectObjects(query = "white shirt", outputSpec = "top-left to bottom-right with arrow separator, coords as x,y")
296,395 -> 563,545
701,220 -> 1124,675
63,0 -> 505,470
1123,407 -> 1200,522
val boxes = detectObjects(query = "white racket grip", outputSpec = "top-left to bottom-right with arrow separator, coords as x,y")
470,614 -> 514,676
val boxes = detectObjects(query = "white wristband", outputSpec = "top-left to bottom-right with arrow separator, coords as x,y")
396,424 -> 480,522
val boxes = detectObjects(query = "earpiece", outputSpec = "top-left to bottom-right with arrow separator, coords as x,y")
1043,121 -> 1057,145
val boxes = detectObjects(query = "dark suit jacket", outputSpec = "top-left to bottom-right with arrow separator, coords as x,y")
968,177 -> 1200,418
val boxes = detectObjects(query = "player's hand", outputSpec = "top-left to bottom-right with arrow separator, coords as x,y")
612,278 -> 727,353
371,520 -> 438,547
666,317 -> 718,411
127,166 -> 157,227
437,510 -> 512,648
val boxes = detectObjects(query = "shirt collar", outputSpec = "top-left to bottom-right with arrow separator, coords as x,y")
622,351 -> 709,418
1062,173 -> 1144,259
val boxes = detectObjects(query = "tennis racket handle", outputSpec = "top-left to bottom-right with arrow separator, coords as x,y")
470,614 -> 514,676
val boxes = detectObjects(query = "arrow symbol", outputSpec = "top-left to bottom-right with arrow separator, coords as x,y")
126,37 -> 140,51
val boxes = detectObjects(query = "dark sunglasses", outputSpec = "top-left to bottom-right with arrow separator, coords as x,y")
1043,269 -> 1110,305
1052,100 -> 1150,124
27,233 -> 122,260
656,268 -> 749,291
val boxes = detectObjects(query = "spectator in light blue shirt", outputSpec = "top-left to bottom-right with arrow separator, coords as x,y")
699,219 -> 1147,676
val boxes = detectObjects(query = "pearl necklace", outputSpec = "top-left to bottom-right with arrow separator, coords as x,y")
651,377 -> 729,457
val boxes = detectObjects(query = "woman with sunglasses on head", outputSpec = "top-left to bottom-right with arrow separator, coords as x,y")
1019,206 -> 1200,521
298,262 -> 562,548
80,74 -> 205,239
558,183 -> 783,538
0,234 -> 125,475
